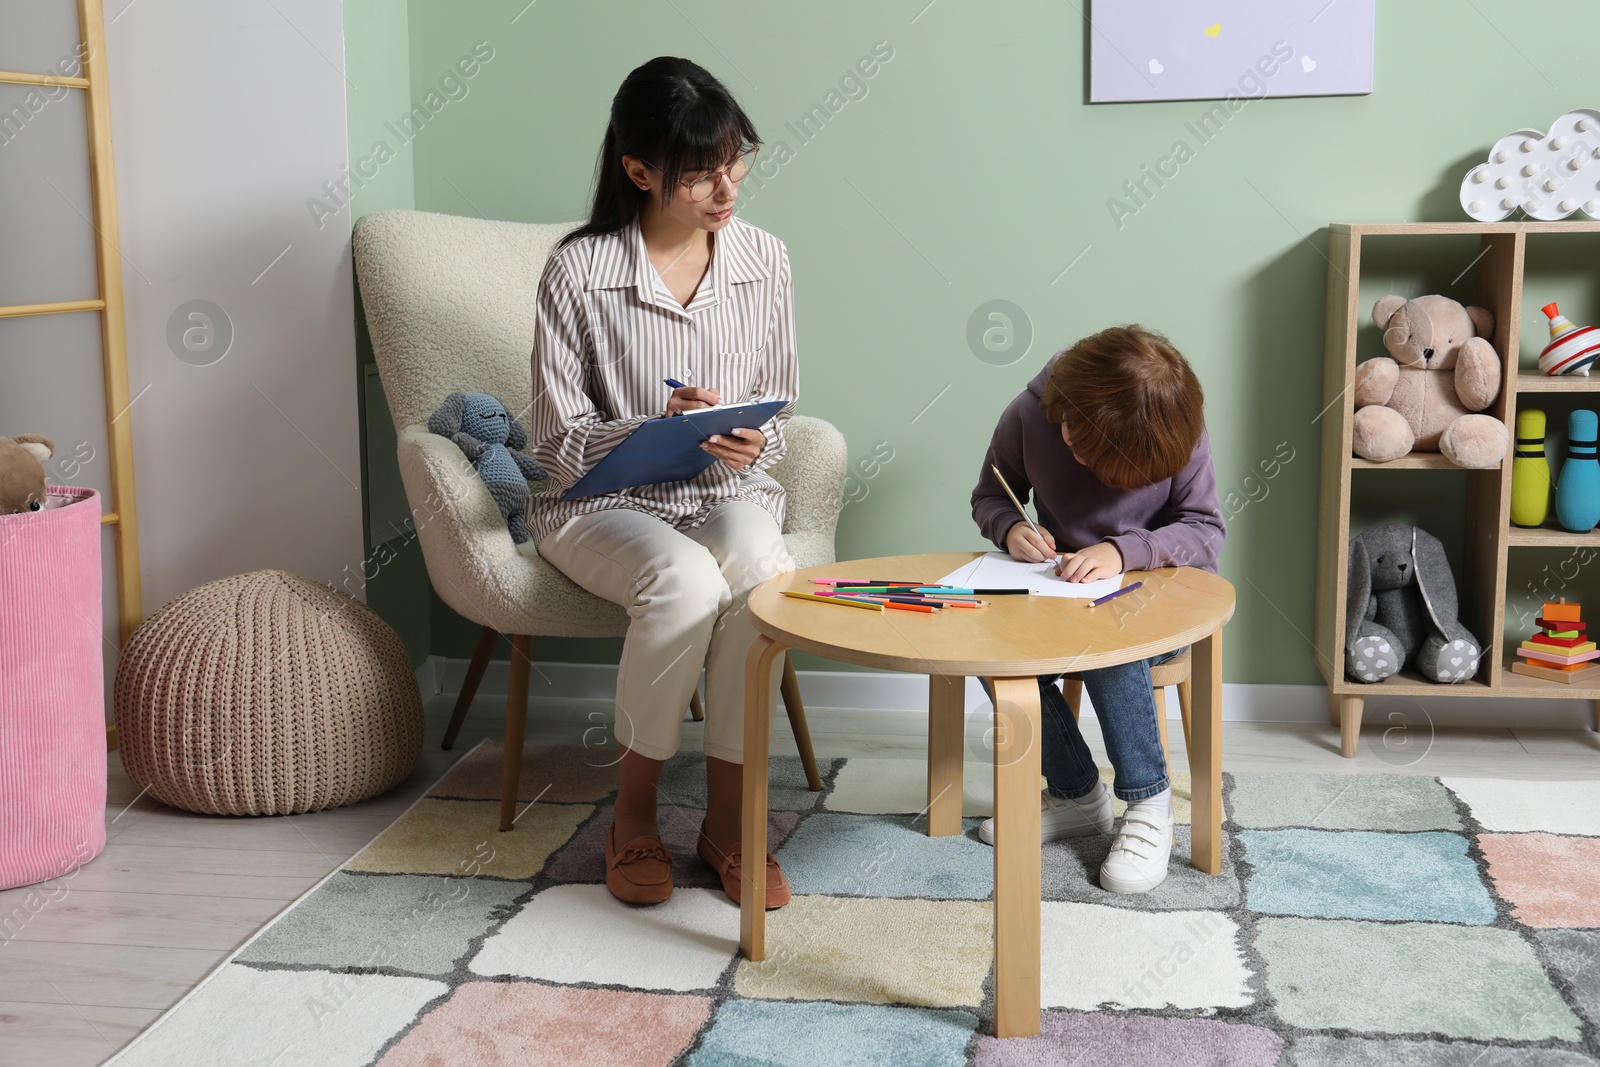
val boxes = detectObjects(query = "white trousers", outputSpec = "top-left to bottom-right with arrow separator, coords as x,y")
537,501 -> 795,763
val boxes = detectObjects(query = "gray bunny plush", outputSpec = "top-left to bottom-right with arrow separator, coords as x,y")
428,391 -> 545,544
1346,523 -> 1481,684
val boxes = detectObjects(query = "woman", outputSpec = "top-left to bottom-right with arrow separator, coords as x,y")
527,57 -> 797,909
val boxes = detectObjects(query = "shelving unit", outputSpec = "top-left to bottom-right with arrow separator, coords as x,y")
1314,221 -> 1600,756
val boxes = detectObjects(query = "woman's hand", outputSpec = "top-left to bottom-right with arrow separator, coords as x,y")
1004,521 -> 1057,563
1057,541 -> 1123,583
667,385 -> 722,416
703,427 -> 764,470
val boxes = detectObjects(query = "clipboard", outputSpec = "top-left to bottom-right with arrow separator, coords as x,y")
560,399 -> 790,501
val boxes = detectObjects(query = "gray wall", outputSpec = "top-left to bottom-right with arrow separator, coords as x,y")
0,1 -> 365,716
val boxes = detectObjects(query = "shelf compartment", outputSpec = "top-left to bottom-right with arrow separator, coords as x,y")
1331,667 -> 1600,699
1515,370 -> 1600,393
1351,455 -> 1470,470
1329,668 -> 1493,698
1507,524 -> 1600,546
1499,659 -> 1600,699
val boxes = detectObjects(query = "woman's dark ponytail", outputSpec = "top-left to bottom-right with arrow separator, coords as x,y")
558,57 -> 760,251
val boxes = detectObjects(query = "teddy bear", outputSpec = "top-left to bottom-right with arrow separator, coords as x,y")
427,392 -> 545,544
1352,294 -> 1509,468
1345,523 -> 1481,684
0,434 -> 54,515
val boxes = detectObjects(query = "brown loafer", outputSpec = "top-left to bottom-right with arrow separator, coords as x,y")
604,822 -> 673,905
697,824 -> 791,909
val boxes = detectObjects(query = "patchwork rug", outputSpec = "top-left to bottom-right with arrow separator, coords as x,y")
108,743 -> 1600,1066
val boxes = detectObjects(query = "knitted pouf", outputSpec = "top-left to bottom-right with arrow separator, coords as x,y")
114,570 -> 424,816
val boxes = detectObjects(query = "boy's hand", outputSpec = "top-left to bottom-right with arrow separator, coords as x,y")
667,385 -> 722,416
1005,521 -> 1057,563
1057,541 -> 1123,583
703,427 -> 764,470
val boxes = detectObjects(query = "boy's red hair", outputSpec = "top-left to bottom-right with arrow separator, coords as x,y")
1039,325 -> 1204,490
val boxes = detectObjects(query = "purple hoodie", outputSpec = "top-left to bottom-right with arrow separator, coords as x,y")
970,355 -> 1226,573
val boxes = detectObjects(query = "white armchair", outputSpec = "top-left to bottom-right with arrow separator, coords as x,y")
352,210 -> 846,830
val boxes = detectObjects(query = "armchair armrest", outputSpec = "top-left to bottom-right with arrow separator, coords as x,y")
770,414 -> 846,541
394,424 -> 531,628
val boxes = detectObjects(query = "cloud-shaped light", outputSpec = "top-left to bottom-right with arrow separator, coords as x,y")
1461,109 -> 1600,221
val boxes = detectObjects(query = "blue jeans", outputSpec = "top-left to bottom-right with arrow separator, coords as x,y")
1036,648 -> 1183,804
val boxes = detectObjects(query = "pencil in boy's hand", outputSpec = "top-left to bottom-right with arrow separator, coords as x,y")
990,464 -> 1049,554
783,590 -> 882,610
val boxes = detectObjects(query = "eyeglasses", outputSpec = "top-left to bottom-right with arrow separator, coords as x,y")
640,147 -> 758,202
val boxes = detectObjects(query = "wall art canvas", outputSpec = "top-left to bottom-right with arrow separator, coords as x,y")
1089,0 -> 1375,103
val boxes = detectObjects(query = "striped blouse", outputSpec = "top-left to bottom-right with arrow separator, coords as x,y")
524,214 -> 799,545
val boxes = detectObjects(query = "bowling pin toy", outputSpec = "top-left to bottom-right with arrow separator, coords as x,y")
1511,408 -> 1552,528
1556,409 -> 1600,533
1539,302 -> 1600,376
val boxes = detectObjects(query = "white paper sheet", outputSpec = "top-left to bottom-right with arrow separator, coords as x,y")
935,552 -> 1125,599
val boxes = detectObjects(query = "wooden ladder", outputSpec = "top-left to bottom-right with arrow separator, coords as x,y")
1,0 -> 141,748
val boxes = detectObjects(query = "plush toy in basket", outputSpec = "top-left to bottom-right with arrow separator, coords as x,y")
1352,294 -> 1508,468
428,392 -> 545,544
0,433 -> 54,514
1345,523 -> 1482,684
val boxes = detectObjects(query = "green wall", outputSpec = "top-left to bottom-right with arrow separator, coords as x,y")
348,0 -> 1587,684
344,0 -> 431,666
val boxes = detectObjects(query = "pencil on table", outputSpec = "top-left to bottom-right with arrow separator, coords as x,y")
783,590 -> 882,611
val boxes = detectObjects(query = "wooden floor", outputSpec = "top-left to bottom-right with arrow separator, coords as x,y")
4,690 -> 1600,1066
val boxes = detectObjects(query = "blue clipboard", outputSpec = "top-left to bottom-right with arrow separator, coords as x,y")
560,399 -> 790,502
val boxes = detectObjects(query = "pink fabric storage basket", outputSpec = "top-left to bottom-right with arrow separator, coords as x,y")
0,485 -> 106,891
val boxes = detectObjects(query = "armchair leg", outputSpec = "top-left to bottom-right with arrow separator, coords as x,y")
780,653 -> 823,791
500,634 -> 533,831
444,625 -> 499,750
689,688 -> 705,722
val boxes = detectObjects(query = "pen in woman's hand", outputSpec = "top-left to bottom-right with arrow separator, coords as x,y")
664,380 -> 720,417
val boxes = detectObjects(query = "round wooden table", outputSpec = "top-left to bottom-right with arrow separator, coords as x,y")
737,552 -> 1236,1039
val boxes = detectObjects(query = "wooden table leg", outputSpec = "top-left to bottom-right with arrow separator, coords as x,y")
740,635 -> 787,963
989,676 -> 1042,1039
927,674 -> 965,837
1190,630 -> 1224,875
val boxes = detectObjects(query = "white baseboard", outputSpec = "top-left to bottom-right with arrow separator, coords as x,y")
414,658 -> 440,698
420,656 -> 1600,731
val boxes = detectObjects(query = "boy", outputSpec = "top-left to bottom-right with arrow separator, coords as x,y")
970,324 -> 1225,894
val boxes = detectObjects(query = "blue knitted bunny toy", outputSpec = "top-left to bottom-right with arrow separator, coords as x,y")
427,391 -> 545,544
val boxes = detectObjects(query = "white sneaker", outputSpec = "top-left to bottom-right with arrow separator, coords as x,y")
978,784 -> 1114,845
1099,804 -> 1175,894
